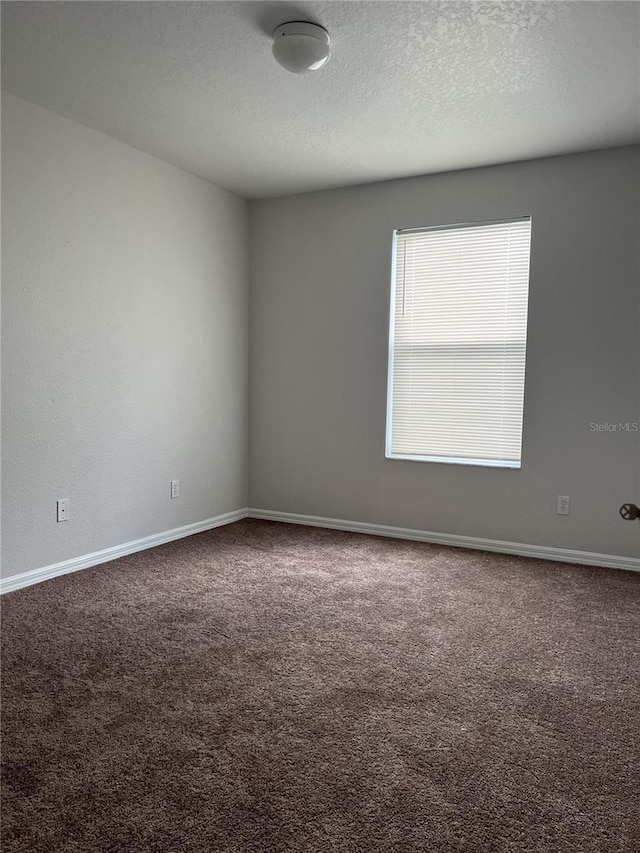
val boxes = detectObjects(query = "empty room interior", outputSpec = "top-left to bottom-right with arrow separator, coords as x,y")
1,1 -> 639,851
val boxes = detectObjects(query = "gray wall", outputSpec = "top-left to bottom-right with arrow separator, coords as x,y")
249,147 -> 640,559
3,94 -> 638,578
1,94 -> 249,578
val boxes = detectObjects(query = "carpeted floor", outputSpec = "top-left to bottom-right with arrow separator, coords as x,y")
1,519 -> 639,852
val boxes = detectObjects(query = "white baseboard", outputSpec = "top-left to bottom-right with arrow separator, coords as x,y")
3,505 -> 636,594
0,508 -> 249,595
248,508 -> 640,573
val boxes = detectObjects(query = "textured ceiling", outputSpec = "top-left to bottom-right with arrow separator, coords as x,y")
2,1 -> 639,198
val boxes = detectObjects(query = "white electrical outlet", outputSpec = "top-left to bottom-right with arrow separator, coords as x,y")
57,499 -> 70,522
557,495 -> 570,516
171,480 -> 179,499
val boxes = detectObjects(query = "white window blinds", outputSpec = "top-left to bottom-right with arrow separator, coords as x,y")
386,217 -> 532,468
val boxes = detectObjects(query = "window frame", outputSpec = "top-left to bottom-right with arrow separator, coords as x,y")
385,216 -> 532,469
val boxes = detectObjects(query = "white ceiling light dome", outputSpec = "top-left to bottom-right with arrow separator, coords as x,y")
272,21 -> 331,74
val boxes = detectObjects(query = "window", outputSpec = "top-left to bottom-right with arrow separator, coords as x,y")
386,217 -> 532,468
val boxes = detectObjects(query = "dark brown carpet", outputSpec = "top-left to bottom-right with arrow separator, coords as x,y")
2,519 -> 639,852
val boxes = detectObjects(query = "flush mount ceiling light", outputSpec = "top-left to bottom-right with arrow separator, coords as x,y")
272,21 -> 331,74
